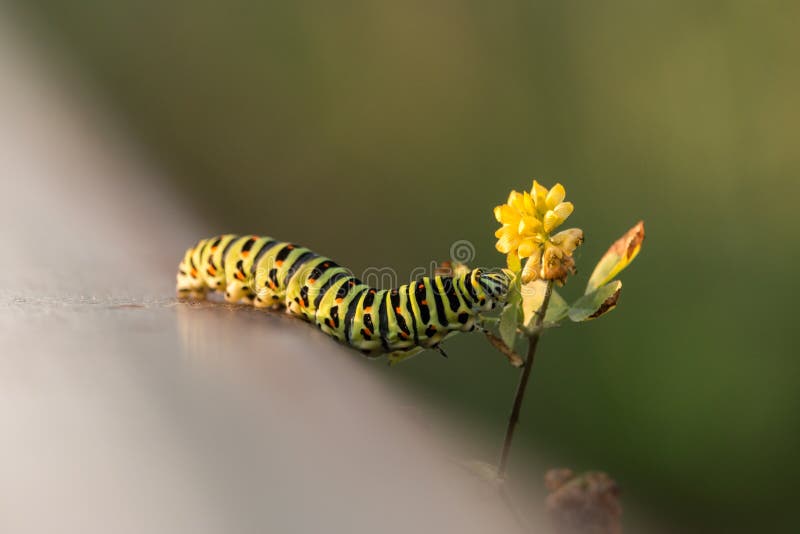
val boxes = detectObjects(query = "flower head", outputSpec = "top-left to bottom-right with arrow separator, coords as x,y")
494,180 -> 583,284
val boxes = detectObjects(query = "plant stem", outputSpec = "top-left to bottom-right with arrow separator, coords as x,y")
483,330 -> 525,368
497,280 -> 554,478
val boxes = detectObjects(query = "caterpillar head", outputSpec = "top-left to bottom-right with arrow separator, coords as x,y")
473,268 -> 515,310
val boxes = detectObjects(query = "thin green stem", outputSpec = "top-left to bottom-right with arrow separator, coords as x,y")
497,280 -> 554,479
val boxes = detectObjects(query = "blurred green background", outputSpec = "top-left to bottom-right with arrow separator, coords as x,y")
18,1 -> 799,531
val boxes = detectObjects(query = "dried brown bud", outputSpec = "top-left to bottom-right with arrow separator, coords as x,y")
541,243 -> 577,285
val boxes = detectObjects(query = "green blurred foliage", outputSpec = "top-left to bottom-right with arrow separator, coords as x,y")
21,1 -> 800,531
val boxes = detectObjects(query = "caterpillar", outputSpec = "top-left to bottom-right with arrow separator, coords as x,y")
176,234 -> 513,363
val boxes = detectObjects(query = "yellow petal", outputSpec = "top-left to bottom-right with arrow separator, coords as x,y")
543,210 -> 559,233
522,191 -> 535,215
518,215 -> 543,236
545,183 -> 566,209
496,225 -> 518,242
521,255 -> 540,284
506,251 -> 522,272
496,233 -> 521,254
553,201 -> 574,221
494,204 -> 520,225
507,190 -> 525,212
520,249 -> 542,283
517,238 -> 539,259
531,180 -> 548,209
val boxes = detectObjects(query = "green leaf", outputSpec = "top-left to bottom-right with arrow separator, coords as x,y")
569,280 -> 622,322
499,301 -> 518,349
586,221 -> 645,294
521,279 -> 547,328
521,280 -> 569,328
498,282 -> 521,348
545,289 -> 570,323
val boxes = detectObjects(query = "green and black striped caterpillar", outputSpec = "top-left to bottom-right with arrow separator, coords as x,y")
177,234 -> 513,363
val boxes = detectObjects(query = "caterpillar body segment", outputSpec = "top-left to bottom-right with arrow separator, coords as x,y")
177,234 -> 514,362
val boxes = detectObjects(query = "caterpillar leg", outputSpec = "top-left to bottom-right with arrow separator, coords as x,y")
224,280 -> 258,304
177,287 -> 208,301
285,298 -> 303,315
253,286 -> 284,309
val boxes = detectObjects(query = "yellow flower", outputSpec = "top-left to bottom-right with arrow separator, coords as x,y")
494,181 -> 583,284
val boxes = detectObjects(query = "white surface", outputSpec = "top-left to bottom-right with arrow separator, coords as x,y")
0,12 -> 544,534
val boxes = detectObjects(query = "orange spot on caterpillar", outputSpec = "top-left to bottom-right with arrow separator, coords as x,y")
308,278 -> 316,284
236,272 -> 245,281
418,283 -> 424,289
276,260 -> 283,267
190,268 -> 198,278
336,298 -> 343,304
421,300 -> 427,305
364,306 -> 372,313
395,306 -> 402,314
241,250 -> 250,258
369,289 -> 376,294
